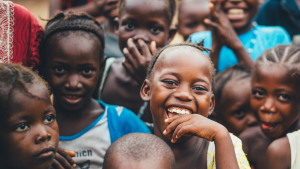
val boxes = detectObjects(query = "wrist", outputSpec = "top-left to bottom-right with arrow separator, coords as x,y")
214,125 -> 229,142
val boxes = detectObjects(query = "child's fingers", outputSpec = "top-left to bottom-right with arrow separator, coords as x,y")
174,124 -> 196,141
53,152 -> 74,169
56,146 -> 75,167
203,18 -> 219,28
138,39 -> 151,59
122,62 -> 144,84
51,159 -> 65,169
127,38 -> 142,61
164,115 -> 192,135
171,121 -> 193,143
150,41 -> 156,55
64,149 -> 76,157
123,48 -> 139,70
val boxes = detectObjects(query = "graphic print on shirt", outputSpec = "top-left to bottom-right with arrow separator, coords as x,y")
77,160 -> 90,169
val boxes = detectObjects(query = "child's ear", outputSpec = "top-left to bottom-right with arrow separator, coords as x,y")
140,79 -> 151,101
208,94 -> 215,116
167,26 -> 177,44
114,17 -> 120,35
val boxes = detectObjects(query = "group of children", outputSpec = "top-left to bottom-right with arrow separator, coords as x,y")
1,0 -> 300,169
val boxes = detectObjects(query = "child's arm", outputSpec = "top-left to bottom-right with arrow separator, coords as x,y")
164,114 -> 239,169
52,146 -> 76,169
266,137 -> 290,169
204,2 -> 254,71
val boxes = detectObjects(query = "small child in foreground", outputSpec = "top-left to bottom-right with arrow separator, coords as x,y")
0,64 -> 59,169
39,12 -> 150,168
240,45 -> 300,169
140,42 -> 251,169
103,133 -> 175,169
211,64 -> 257,136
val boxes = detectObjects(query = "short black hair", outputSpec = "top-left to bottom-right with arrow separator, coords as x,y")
119,0 -> 176,26
147,41 -> 215,88
253,45 -> 300,80
103,133 -> 175,169
214,64 -> 251,108
39,12 -> 105,74
0,64 -> 49,122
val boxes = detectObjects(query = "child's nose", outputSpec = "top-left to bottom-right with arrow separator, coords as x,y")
173,90 -> 193,101
227,0 -> 243,4
65,74 -> 83,89
132,30 -> 150,43
260,97 -> 276,113
35,125 -> 51,144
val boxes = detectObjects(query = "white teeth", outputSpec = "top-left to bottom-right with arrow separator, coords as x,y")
228,9 -> 244,15
167,108 -> 191,115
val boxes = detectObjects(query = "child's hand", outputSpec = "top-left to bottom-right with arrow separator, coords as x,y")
51,146 -> 76,169
122,38 -> 156,85
163,114 -> 228,143
203,2 -> 240,49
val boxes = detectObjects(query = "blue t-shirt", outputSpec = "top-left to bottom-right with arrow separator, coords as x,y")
59,100 -> 151,168
190,25 -> 291,72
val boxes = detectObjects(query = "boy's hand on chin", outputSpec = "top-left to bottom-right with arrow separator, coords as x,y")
163,114 -> 228,143
51,146 -> 76,169
122,38 -> 156,85
203,2 -> 240,49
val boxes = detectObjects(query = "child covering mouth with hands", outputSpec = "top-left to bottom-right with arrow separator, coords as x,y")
140,42 -> 251,169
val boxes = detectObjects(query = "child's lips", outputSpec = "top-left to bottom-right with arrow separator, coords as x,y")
261,122 -> 279,131
63,94 -> 82,104
226,8 -> 248,20
36,147 -> 55,159
166,107 -> 192,118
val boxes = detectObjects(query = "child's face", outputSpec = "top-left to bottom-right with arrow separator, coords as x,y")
118,0 -> 174,52
221,0 -> 259,31
251,65 -> 300,138
141,47 -> 215,143
215,77 -> 257,136
46,34 -> 102,111
178,1 -> 209,41
0,84 -> 59,169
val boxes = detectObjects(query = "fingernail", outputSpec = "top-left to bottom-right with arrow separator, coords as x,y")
123,48 -> 128,53
72,163 -> 76,168
171,139 -> 175,143
176,135 -> 178,138
204,18 -> 209,24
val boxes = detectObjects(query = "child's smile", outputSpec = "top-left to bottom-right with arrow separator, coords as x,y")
142,46 -> 214,143
251,65 -> 300,138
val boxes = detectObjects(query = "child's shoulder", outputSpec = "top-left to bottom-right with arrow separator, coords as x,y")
256,25 -> 291,43
266,136 -> 291,169
240,126 -> 266,145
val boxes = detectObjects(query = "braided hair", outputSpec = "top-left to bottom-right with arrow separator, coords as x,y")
40,12 -> 105,73
253,45 -> 300,78
147,41 -> 215,88
0,64 -> 49,121
214,64 -> 250,106
119,0 -> 176,26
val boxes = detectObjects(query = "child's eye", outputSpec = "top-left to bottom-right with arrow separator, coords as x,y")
278,94 -> 290,101
164,80 -> 177,86
55,67 -> 65,73
125,23 -> 135,30
150,26 -> 160,33
192,86 -> 207,91
252,90 -> 264,97
15,123 -> 29,132
82,68 -> 93,74
186,22 -> 197,28
44,115 -> 56,124
233,111 -> 245,119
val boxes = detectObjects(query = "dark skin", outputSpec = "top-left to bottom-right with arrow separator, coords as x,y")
240,64 -> 300,169
141,46 -> 239,169
106,156 -> 171,169
266,137 -> 291,169
211,77 -> 257,136
204,0 -> 259,71
101,0 -> 176,121
177,0 -> 210,41
103,0 -> 119,35
45,34 -> 104,169
0,84 -> 59,169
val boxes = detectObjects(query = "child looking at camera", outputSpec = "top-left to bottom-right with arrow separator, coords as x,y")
40,12 -> 150,169
0,64 -> 59,169
240,45 -> 300,169
140,42 -> 251,169
190,0 -> 291,72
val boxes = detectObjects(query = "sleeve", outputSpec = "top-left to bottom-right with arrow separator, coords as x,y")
274,27 -> 292,45
119,107 -> 151,134
207,134 -> 251,169
230,134 -> 251,169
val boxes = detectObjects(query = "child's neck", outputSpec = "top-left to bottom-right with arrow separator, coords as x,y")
235,22 -> 254,35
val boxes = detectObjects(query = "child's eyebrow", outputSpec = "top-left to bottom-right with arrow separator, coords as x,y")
43,107 -> 55,115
